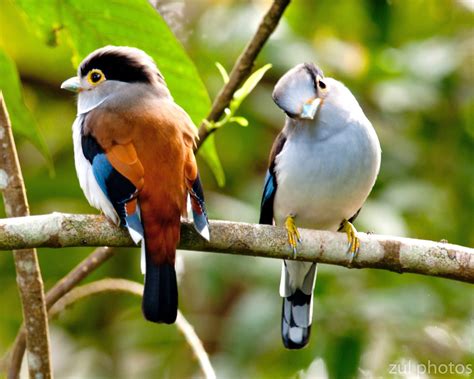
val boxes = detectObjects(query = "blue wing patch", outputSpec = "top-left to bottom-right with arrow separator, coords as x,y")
259,132 -> 286,225
259,169 -> 276,225
81,134 -> 139,228
189,173 -> 210,240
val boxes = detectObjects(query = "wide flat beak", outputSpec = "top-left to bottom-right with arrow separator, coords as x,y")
300,98 -> 322,120
60,76 -> 82,93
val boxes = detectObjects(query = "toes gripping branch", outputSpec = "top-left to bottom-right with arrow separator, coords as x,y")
285,215 -> 301,257
340,219 -> 360,258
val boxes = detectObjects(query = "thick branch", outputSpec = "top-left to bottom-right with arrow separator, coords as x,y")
196,0 -> 291,150
0,212 -> 472,283
48,279 -> 216,379
0,94 -> 52,379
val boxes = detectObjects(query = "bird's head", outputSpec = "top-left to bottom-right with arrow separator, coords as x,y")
61,46 -> 169,112
272,63 -> 329,120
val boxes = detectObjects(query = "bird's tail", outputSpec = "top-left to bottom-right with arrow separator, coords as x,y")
142,250 -> 178,324
280,261 -> 317,349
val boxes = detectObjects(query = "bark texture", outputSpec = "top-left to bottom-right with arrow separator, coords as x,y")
0,212 -> 472,283
0,94 -> 53,379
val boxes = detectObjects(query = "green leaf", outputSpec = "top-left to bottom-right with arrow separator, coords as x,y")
232,63 -> 272,108
229,116 -> 249,127
12,0 -> 223,183
0,48 -> 51,168
209,63 -> 272,131
199,135 -> 225,187
215,62 -> 229,84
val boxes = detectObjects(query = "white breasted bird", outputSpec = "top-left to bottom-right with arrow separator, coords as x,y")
61,46 -> 209,324
259,63 -> 381,349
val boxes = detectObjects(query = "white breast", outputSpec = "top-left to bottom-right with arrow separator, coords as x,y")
273,117 -> 380,231
72,115 -> 119,224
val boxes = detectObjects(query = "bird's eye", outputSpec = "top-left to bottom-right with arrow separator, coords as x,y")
87,69 -> 105,85
91,72 -> 101,82
318,80 -> 327,90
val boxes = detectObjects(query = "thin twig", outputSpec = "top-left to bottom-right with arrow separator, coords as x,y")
3,247 -> 115,378
0,93 -> 52,379
0,213 -> 472,283
195,0 -> 291,150
175,312 -> 216,379
48,279 -> 216,379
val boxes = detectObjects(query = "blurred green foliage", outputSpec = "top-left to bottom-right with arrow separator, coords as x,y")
0,49 -> 50,165
0,0 -> 473,378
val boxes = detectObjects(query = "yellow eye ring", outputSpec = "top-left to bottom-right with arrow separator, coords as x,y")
87,69 -> 106,85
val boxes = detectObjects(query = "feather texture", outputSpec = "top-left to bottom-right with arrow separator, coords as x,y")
70,67 -> 207,324
188,174 -> 210,241
73,116 -> 118,224
259,132 -> 287,225
68,47 -> 210,324
261,72 -> 381,349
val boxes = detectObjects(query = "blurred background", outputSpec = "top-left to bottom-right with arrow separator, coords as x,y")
0,0 -> 473,378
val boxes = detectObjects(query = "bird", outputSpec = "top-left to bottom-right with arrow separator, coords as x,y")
61,46 -> 209,324
259,63 -> 381,349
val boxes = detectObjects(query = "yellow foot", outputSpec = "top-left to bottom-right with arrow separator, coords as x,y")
340,219 -> 360,258
285,215 -> 301,257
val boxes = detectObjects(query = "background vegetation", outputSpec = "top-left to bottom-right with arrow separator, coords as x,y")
0,0 -> 472,378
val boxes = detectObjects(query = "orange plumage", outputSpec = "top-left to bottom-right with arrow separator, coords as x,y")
63,46 -> 209,324
85,98 -> 198,265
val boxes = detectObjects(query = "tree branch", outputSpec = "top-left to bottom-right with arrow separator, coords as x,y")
0,93 -> 53,379
195,0 -> 291,150
3,247 -> 115,379
0,212 -> 472,283
48,279 -> 216,379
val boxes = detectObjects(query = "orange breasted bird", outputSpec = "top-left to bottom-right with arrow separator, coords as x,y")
61,46 -> 209,324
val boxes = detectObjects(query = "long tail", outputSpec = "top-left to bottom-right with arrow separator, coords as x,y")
280,261 -> 317,349
142,250 -> 178,324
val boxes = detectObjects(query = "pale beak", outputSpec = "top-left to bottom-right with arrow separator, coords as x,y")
61,76 -> 82,93
300,98 -> 322,120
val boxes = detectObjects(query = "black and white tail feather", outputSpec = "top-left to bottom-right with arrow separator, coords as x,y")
280,261 -> 317,349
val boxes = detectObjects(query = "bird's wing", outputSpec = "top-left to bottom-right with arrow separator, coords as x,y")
187,172 -> 210,241
348,208 -> 361,224
182,121 -> 209,241
259,132 -> 287,224
82,116 -> 145,243
260,170 -> 277,225
338,208 -> 361,231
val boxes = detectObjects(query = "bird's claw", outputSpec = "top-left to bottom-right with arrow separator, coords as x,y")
285,215 -> 301,258
341,219 -> 360,260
